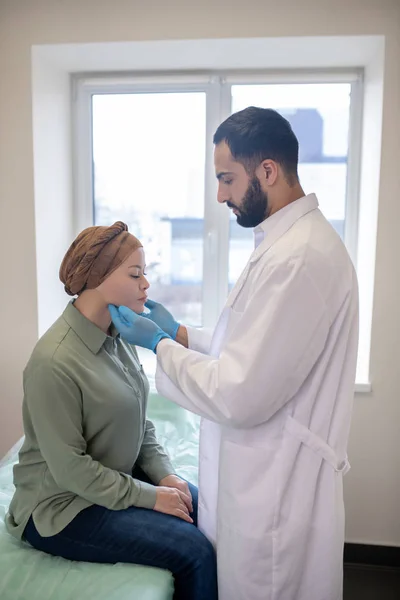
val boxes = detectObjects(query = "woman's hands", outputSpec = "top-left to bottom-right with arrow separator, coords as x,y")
154,485 -> 193,523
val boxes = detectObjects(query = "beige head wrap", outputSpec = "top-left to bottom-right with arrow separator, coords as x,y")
59,221 -> 142,296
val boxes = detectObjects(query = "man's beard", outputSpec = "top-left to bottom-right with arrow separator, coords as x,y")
227,176 -> 269,228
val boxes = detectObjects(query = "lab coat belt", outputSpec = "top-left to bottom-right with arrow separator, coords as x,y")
285,415 -> 350,474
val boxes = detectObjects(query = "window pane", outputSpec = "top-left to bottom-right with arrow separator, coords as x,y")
92,92 -> 206,381
229,83 -> 351,287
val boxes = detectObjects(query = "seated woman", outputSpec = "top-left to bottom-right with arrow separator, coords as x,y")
6,221 -> 217,600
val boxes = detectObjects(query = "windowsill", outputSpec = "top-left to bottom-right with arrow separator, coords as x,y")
355,382 -> 372,394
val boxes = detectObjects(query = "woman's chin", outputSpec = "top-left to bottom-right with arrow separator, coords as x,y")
129,301 -> 146,314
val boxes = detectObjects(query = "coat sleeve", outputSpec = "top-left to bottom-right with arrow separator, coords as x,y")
186,326 -> 214,354
156,259 -> 330,428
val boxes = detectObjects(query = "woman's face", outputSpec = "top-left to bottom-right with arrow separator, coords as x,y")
97,247 -> 150,314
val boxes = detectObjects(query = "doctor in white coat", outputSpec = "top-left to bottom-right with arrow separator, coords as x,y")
110,106 -> 359,600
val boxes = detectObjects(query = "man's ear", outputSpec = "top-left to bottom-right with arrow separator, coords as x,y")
259,159 -> 278,186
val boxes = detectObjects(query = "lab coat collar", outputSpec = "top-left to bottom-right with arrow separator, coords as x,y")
226,194 -> 319,308
251,193 -> 319,260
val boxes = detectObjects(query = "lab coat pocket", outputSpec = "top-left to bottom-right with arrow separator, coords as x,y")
223,306 -> 244,347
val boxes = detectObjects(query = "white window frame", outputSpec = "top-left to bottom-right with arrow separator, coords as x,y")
72,68 -> 363,354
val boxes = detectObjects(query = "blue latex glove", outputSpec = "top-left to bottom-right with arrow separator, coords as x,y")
142,299 -> 180,340
109,305 -> 171,353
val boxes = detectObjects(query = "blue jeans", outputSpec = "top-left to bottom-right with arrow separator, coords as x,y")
23,472 -> 217,600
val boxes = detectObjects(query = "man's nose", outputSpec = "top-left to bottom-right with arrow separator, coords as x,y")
217,186 -> 230,204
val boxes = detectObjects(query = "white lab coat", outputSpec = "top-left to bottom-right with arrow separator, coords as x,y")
156,194 -> 359,600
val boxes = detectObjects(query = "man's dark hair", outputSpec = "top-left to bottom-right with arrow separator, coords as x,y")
213,106 -> 299,185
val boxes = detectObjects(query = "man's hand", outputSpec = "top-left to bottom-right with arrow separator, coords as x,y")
142,300 -> 180,340
109,305 -> 170,352
159,474 -> 193,513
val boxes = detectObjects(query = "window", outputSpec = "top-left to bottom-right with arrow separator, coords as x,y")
92,91 -> 206,327
73,71 -> 363,384
228,83 -> 353,284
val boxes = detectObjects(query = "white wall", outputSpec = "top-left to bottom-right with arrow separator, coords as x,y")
0,0 -> 399,546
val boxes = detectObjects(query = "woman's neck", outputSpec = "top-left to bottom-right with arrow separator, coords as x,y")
73,289 -> 112,334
